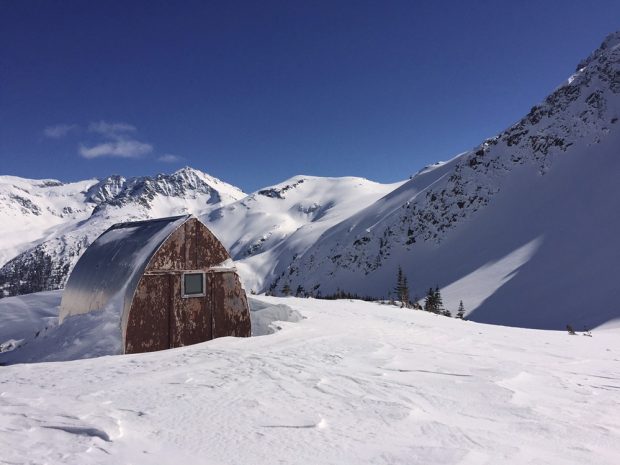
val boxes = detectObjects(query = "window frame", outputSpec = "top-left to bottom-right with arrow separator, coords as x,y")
181,271 -> 206,298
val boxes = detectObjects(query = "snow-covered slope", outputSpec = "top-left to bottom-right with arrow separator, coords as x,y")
0,172 -> 399,298
205,175 -> 403,292
0,294 -> 618,464
276,31 -> 620,330
0,176 -> 98,267
0,167 -> 245,296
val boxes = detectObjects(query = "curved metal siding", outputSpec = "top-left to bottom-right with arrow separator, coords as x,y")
59,215 -> 190,326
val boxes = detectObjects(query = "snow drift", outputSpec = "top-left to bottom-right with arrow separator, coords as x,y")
0,291 -> 301,364
0,295 -> 618,464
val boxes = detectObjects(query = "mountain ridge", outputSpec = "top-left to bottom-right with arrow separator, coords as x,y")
0,167 -> 246,296
1,31 -> 619,329
272,30 -> 620,329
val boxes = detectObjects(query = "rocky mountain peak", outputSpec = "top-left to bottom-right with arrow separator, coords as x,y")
266,31 -> 620,331
86,168 -> 246,214
576,30 -> 620,71
85,175 -> 127,204
0,167 -> 247,297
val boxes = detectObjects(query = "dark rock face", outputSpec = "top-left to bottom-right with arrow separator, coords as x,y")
85,175 -> 127,204
9,194 -> 42,216
0,240 -> 88,297
258,179 -> 305,199
87,169 -> 222,214
269,31 -> 620,293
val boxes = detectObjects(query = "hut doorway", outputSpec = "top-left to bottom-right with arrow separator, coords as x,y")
128,271 -> 219,353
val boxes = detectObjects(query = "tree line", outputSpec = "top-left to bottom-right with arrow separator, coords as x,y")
393,266 -> 465,318
271,265 -> 467,320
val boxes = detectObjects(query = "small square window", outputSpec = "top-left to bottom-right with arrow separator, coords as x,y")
183,272 -> 205,297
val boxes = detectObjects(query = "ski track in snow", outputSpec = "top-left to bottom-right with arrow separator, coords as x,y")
1,296 -> 619,464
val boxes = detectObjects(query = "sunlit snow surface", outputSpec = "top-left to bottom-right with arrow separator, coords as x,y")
1,294 -> 619,464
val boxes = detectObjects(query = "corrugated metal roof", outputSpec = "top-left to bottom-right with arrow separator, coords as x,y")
59,215 -> 190,324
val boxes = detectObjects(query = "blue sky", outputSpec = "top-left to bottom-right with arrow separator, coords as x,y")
1,1 -> 619,192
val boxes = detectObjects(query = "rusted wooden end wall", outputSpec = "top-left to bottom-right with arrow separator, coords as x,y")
212,272 -> 251,338
125,218 -> 251,354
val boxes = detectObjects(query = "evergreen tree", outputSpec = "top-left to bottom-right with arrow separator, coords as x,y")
434,286 -> 444,315
393,266 -> 412,308
424,288 -> 436,312
394,266 -> 404,305
295,285 -> 305,297
456,300 -> 465,319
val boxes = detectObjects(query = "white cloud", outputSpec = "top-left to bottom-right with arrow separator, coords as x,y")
88,121 -> 136,139
79,140 -> 153,159
43,124 -> 77,139
78,120 -> 153,159
158,154 -> 183,163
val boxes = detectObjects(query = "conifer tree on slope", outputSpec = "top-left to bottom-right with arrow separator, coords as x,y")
394,266 -> 404,306
424,287 -> 446,314
456,300 -> 465,319
434,286 -> 445,315
394,266 -> 412,308
424,288 -> 436,312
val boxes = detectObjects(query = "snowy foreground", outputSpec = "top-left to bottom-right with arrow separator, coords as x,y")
1,296 -> 619,464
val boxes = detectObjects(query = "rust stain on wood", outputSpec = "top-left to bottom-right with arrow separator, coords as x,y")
212,272 -> 251,338
126,217 -> 249,353
126,274 -> 170,354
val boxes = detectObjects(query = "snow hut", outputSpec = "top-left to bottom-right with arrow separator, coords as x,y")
59,215 -> 251,354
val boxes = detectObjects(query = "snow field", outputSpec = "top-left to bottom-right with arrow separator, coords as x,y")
1,296 -> 619,464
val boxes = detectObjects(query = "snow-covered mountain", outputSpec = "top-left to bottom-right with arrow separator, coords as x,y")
277,31 -> 620,330
0,168 -> 245,296
0,176 -> 97,267
205,175 -> 403,292
0,169 -> 400,298
1,32 -> 619,330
